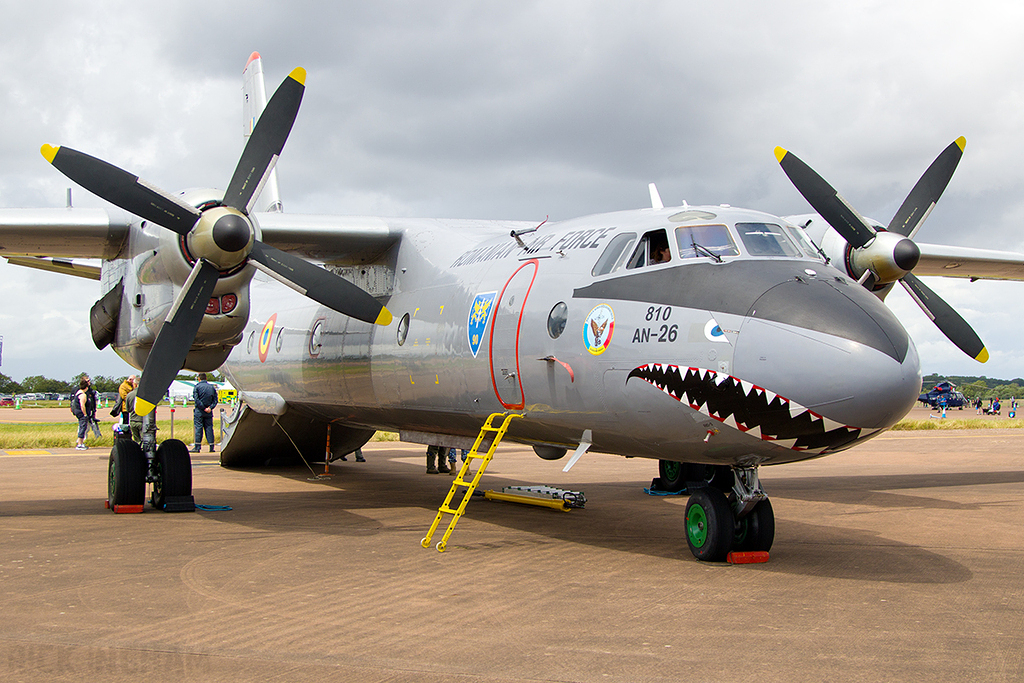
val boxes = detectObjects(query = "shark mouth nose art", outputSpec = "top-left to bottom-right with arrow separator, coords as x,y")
627,364 -> 875,454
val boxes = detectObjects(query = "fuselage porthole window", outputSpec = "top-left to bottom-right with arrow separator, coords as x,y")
547,302 -> 568,339
397,313 -> 410,346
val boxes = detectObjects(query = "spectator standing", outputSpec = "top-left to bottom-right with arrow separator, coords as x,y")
192,373 -> 218,453
72,376 -> 98,450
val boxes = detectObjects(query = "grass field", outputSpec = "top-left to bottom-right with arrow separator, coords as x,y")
0,411 -> 1017,450
891,417 -> 1023,430
0,417 -> 401,450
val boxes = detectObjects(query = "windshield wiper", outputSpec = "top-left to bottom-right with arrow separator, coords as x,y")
801,219 -> 830,264
691,238 -> 723,263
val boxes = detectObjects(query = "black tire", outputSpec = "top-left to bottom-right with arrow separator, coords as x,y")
151,439 -> 192,510
733,498 -> 775,553
108,439 -> 146,511
684,487 -> 735,561
658,459 -> 686,492
659,461 -> 732,493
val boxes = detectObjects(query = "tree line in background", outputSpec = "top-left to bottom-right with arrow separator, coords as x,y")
921,373 -> 1024,400
0,371 -> 224,396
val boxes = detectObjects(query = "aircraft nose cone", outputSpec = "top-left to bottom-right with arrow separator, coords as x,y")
213,213 -> 251,253
733,276 -> 921,429
893,238 -> 921,272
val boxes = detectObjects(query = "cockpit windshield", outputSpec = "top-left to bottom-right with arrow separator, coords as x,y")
782,223 -> 825,260
735,222 -> 802,257
674,224 -> 740,260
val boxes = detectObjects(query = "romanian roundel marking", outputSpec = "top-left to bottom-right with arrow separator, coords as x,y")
583,304 -> 615,355
258,313 -> 278,363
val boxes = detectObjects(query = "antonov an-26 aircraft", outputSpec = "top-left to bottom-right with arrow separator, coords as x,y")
4,53 -> 1024,561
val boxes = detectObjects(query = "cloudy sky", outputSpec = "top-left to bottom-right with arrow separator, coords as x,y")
1,0 -> 1022,383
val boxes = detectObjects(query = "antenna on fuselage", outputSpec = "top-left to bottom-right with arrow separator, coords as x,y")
648,183 -> 664,210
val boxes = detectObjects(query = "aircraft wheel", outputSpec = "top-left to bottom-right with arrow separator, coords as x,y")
733,498 -> 775,552
685,487 -> 734,561
151,439 -> 193,510
108,439 -> 146,511
658,459 -> 686,492
660,461 -> 732,493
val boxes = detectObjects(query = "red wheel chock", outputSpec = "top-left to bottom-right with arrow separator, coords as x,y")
727,551 -> 770,564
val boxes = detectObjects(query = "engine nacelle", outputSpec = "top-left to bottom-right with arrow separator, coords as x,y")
90,280 -> 123,350
107,188 -> 258,372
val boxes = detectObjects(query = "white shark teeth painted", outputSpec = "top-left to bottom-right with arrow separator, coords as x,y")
822,416 -> 845,432
626,363 -> 865,454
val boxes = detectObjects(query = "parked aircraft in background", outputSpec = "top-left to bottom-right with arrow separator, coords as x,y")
2,53 -> 1023,560
918,381 -> 968,409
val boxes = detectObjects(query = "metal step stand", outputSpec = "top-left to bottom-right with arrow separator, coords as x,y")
421,412 -> 523,552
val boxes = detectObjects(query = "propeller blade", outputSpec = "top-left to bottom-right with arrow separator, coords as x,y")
248,241 -> 392,326
222,67 -> 306,213
887,137 -> 966,239
774,146 -> 877,249
40,144 -> 201,235
899,272 -> 988,362
134,259 -> 221,415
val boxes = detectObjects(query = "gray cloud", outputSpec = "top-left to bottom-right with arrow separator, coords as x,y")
0,0 -> 1021,381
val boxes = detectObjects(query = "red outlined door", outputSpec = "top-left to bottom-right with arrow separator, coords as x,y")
489,260 -> 538,409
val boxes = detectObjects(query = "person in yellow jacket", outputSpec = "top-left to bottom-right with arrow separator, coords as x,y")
117,375 -> 136,425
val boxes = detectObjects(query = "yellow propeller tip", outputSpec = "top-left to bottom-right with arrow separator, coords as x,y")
774,146 -> 788,163
40,144 -> 59,163
375,307 -> 393,326
975,347 -> 989,363
289,67 -> 306,86
955,136 -> 967,152
135,397 -> 156,416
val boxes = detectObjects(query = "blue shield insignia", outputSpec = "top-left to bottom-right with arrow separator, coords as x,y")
467,291 -> 497,358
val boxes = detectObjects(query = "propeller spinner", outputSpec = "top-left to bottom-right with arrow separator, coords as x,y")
43,67 -> 392,414
775,138 -> 987,363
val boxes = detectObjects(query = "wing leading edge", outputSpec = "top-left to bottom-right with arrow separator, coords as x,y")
913,242 -> 1024,281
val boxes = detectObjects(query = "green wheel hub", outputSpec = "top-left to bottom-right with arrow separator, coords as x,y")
686,502 -> 709,548
663,460 -> 681,481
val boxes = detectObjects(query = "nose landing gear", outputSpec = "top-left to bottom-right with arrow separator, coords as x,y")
683,465 -> 774,562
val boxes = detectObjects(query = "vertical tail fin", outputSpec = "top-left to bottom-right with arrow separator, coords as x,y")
242,52 -> 284,213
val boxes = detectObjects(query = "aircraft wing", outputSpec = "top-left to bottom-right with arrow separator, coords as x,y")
913,242 -> 1024,281
254,212 -> 400,263
0,207 -> 403,266
0,208 -> 129,259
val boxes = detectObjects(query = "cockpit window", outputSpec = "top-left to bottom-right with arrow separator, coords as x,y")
626,229 -> 671,270
782,223 -> 824,260
736,223 -> 802,257
674,224 -> 739,260
592,232 -> 637,276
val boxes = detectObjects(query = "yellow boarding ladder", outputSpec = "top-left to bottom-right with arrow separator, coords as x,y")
421,412 -> 523,552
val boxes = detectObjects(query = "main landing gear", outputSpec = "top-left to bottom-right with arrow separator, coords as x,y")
107,423 -> 195,513
658,459 -> 774,562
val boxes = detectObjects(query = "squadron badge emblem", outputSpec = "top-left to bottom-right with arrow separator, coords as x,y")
467,292 -> 497,357
583,304 -> 615,355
